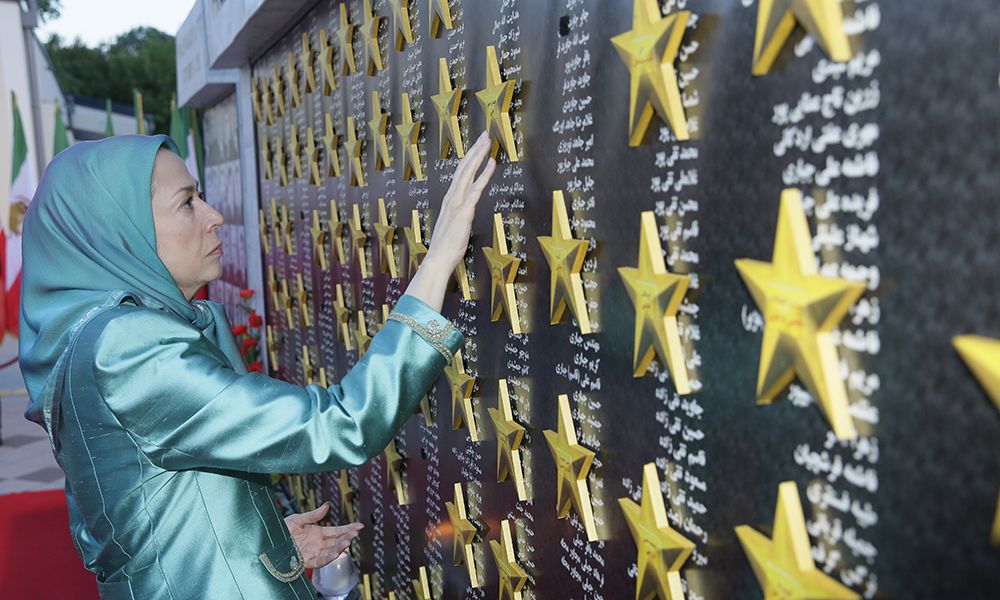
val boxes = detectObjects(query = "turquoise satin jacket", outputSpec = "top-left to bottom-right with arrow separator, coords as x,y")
57,294 -> 462,599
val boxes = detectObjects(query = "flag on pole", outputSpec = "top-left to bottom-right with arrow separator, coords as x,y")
187,106 -> 204,185
133,89 -> 146,134
52,101 -> 70,157
104,98 -> 114,137
3,92 -> 37,338
168,95 -> 203,186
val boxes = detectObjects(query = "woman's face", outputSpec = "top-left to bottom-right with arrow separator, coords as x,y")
151,148 -> 224,301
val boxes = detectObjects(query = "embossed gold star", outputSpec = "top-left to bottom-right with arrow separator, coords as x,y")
483,213 -> 523,334
396,92 -> 425,181
752,0 -> 851,76
300,32 -> 316,93
350,203 -> 370,279
332,283 -> 354,350
619,462 -> 695,600
538,190 -> 591,334
543,393 -> 598,542
428,0 -> 454,38
618,211 -> 691,392
260,134 -> 273,180
280,203 -> 294,254
445,482 -> 482,587
258,209 -> 270,254
444,349 -> 478,442
286,51 -> 301,108
329,200 -> 347,265
336,4 -> 357,75
309,210 -> 327,269
337,469 -> 356,521
261,76 -> 275,124
361,0 -> 385,75
490,519 -> 528,600
266,324 -> 279,371
384,438 -> 408,505
269,199 -> 281,251
323,114 -> 342,177
610,0 -> 690,145
288,125 -> 303,179
273,133 -> 288,186
271,66 -> 286,116
318,29 -> 337,94
388,0 -> 413,50
381,303 -> 391,328
318,368 -> 328,388
301,344 -> 314,384
295,273 -> 312,327
735,189 -> 866,440
354,310 -> 372,358
411,566 -> 431,600
735,481 -> 860,599
431,58 -> 465,159
488,379 -> 527,501
279,277 -> 295,328
359,574 -> 373,600
403,209 -> 428,278
416,394 -> 432,427
475,45 -> 519,161
306,127 -> 321,185
267,264 -> 279,308
251,76 -> 263,122
344,116 -> 366,187
953,334 -> 1000,544
374,198 -> 399,278
369,91 -> 392,171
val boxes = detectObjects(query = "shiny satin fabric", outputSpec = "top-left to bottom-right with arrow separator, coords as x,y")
60,294 -> 462,598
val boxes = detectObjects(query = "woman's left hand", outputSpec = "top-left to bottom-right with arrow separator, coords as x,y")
284,502 -> 364,569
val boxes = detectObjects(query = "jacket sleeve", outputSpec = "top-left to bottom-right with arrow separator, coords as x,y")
87,295 -> 463,474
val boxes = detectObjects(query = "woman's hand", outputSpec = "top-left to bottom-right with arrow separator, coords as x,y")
404,130 -> 497,312
284,502 -> 364,569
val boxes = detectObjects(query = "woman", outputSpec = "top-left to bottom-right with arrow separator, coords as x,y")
19,131 -> 496,598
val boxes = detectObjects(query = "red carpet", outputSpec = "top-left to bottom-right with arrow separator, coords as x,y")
0,489 -> 99,599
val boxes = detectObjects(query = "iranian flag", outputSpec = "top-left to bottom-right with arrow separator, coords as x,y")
3,92 -> 37,338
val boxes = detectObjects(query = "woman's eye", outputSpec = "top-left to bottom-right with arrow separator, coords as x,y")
182,197 -> 194,208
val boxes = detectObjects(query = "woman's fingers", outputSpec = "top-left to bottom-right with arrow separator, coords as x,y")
288,501 -> 331,525
456,131 -> 492,193
471,158 -> 497,197
454,131 -> 488,186
321,523 -> 364,539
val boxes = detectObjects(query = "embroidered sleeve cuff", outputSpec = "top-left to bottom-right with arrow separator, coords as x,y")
387,295 -> 464,364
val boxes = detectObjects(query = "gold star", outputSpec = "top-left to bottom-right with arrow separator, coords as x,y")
488,379 -> 527,501
396,92 -> 425,181
734,189 -> 866,440
318,29 -> 337,94
431,58 -> 465,159
953,334 -> 1000,544
300,344 -> 314,384
489,519 -> 528,600
329,200 -> 347,265
752,0 -> 851,75
411,566 -> 431,600
369,91 -> 392,170
250,76 -> 263,122
288,124 -> 302,179
269,199 -> 281,251
415,394 -> 433,427
428,0 -> 454,38
543,393 -> 599,542
266,324 -> 279,371
482,213 -> 522,334
445,482 -> 482,587
280,203 -> 294,254
402,209 -> 428,278
267,264 -> 280,308
260,134 -> 273,180
618,211 -> 691,391
261,76 -> 274,124
300,32 -> 316,93
273,133 -> 288,186
475,45 -> 519,161
337,469 -> 356,522
295,273 -> 312,327
361,0 -> 385,75
271,66 -> 286,116
374,198 -> 398,278
305,127 -> 321,185
381,303 -> 391,328
735,481 -> 860,600
354,310 -> 372,358
258,209 -> 270,254
610,0 -> 690,145
538,190 -> 591,334
323,114 -> 342,177
309,209 -> 327,269
279,277 -> 295,328
336,4 -> 357,75
344,116 -> 366,187
360,574 -> 373,600
350,203 -> 370,279
444,349 -> 478,442
388,0 -> 413,50
618,462 -> 695,600
318,368 -> 328,388
286,51 -> 301,108
384,439 -> 407,505
332,283 -> 354,350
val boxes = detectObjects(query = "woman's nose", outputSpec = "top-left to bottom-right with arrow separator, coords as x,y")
205,203 -> 225,230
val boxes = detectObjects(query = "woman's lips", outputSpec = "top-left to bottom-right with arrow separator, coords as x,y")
209,244 -> 223,256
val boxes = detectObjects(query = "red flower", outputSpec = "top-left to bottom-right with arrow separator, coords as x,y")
241,337 -> 257,352
232,324 -> 248,336
247,361 -> 263,373
248,312 -> 263,328
239,345 -> 249,357
240,289 -> 255,299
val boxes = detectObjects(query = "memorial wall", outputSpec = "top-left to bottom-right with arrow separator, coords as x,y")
230,0 -> 1000,597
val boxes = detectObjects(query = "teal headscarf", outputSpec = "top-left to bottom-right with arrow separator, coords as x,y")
19,135 -> 242,445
